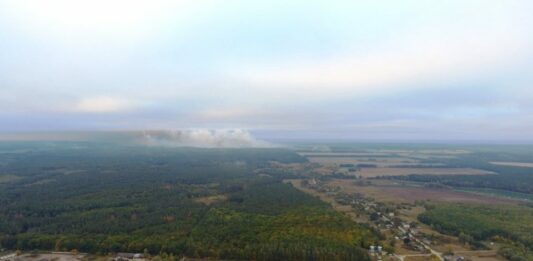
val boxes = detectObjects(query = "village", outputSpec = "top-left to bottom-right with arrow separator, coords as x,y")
294,175 -> 492,261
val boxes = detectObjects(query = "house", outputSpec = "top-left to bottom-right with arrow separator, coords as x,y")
444,255 -> 465,261
114,253 -> 144,261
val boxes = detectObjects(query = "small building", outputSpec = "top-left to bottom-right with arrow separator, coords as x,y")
114,253 -> 144,261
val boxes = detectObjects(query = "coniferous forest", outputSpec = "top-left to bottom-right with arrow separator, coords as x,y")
0,142 -> 375,260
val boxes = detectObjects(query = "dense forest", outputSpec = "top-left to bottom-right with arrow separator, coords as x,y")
0,142 -> 375,260
418,203 -> 533,261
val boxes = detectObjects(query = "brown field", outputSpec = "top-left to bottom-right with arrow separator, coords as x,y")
194,195 -> 227,205
328,179 -> 517,205
490,161 -> 533,168
47,168 -> 86,175
406,149 -> 470,155
404,256 -> 432,261
0,174 -> 21,183
306,156 -> 420,166
453,250 -> 505,261
299,152 -> 392,157
355,167 -> 494,177
17,253 -> 85,261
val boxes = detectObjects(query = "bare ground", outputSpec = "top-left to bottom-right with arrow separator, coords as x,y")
355,167 -> 494,178
328,179 -> 518,205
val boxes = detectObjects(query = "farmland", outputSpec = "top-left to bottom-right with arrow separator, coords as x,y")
0,174 -> 20,183
288,144 -> 533,261
355,167 -> 493,178
326,179 -> 517,205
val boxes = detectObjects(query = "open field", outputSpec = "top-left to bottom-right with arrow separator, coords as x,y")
327,179 -> 517,205
194,194 -> 227,205
306,156 -> 421,166
490,161 -> 533,168
0,174 -> 20,183
299,149 -> 471,160
284,179 -> 369,223
286,178 -> 503,260
287,178 -> 513,261
356,167 -> 494,177
14,253 -> 85,261
454,250 -> 505,261
48,168 -> 86,175
299,149 -> 483,171
291,146 -> 533,261
299,152 -> 392,157
403,256 -> 433,261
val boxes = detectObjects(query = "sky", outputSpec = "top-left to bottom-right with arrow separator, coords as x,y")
0,0 -> 532,142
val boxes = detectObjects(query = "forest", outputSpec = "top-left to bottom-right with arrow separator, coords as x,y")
0,142 -> 375,260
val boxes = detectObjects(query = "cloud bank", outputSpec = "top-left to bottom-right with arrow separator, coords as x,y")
75,97 -> 134,113
1,1 -> 532,141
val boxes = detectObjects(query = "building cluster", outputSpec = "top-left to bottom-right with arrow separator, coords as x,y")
306,179 -> 443,259
113,253 -> 145,261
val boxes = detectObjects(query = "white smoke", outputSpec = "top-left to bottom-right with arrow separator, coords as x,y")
138,129 -> 274,148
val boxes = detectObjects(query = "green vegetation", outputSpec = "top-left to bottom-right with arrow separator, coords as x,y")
188,207 -> 374,260
418,203 -> 533,260
0,142 -> 374,260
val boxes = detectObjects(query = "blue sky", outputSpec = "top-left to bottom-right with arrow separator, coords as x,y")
1,0 -> 532,141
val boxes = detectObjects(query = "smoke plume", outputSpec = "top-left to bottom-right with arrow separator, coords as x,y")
138,129 -> 274,148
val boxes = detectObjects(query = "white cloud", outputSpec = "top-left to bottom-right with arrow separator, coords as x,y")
225,27 -> 529,100
74,97 -> 133,113
197,107 -> 256,120
0,0 -> 203,38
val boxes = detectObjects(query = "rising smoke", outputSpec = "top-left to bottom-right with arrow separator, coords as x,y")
138,129 -> 274,148
0,129 -> 275,148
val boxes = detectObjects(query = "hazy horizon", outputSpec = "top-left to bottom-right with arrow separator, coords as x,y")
1,1 -> 532,141
1,130 -> 533,146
